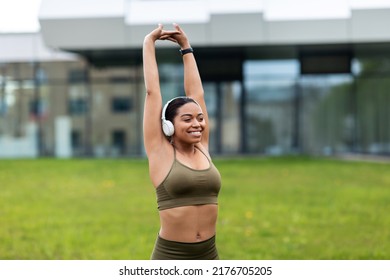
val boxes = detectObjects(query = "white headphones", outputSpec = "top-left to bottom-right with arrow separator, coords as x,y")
161,96 -> 200,137
161,97 -> 177,137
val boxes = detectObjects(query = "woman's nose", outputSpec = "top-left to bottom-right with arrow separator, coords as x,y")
192,119 -> 200,127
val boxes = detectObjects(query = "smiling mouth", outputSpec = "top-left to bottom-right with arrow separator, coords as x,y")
189,131 -> 202,136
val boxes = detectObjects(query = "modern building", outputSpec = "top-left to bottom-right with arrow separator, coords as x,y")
1,0 -> 390,158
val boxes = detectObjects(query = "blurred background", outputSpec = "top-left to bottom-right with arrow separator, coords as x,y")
1,0 -> 390,261
1,0 -> 390,159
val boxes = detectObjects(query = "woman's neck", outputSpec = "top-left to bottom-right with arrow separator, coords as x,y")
172,142 -> 197,157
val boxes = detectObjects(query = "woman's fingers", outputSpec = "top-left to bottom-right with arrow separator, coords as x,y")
173,22 -> 182,32
159,35 -> 179,44
159,29 -> 181,41
159,34 -> 171,40
165,37 -> 178,43
152,23 -> 184,45
161,30 -> 180,36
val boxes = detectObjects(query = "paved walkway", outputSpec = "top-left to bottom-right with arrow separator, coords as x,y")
333,153 -> 390,164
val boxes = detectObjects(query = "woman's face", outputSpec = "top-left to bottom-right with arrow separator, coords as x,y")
172,102 -> 205,143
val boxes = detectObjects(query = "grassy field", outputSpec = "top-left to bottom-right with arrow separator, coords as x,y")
0,156 -> 389,260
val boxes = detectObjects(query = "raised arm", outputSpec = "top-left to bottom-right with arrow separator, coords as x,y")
142,25 -> 179,156
143,25 -> 163,157
169,24 -> 210,149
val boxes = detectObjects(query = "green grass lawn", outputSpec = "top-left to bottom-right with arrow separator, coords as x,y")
0,157 -> 389,260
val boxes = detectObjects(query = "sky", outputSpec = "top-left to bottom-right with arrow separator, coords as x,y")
1,0 -> 390,33
0,0 -> 42,33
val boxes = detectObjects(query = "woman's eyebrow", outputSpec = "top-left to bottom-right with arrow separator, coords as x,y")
180,113 -> 204,118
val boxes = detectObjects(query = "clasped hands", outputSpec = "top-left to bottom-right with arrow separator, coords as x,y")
145,23 -> 190,48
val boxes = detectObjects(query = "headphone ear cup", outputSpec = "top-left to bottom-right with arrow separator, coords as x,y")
162,120 -> 174,136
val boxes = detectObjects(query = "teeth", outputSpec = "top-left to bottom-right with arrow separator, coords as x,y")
190,131 -> 201,135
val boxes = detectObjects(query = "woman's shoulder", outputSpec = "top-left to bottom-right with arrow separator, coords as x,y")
195,143 -> 211,160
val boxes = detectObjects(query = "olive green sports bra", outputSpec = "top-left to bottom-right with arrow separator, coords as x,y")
155,147 -> 221,211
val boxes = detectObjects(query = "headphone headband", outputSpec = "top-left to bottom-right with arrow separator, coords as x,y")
161,96 -> 200,120
161,97 -> 179,121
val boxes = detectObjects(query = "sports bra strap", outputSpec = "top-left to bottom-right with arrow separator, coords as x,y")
172,145 -> 209,161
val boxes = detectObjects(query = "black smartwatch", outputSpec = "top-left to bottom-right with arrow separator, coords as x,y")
179,48 -> 193,55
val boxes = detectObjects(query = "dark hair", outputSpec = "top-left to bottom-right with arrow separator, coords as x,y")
165,97 -> 198,124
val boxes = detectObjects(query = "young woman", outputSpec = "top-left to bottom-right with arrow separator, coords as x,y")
143,23 -> 222,260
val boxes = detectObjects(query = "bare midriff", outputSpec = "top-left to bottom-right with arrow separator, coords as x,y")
158,204 -> 218,243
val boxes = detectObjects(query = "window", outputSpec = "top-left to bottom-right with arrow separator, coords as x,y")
112,130 -> 126,155
29,99 -> 46,118
71,130 -> 82,149
71,130 -> 83,156
112,97 -> 132,113
244,59 -> 298,154
68,69 -> 86,83
69,98 -> 87,115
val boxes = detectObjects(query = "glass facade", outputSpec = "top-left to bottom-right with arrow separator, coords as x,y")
1,45 -> 390,158
244,60 -> 298,155
298,74 -> 354,155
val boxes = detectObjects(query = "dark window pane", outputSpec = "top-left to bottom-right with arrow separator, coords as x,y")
69,98 -> 87,115
112,97 -> 132,113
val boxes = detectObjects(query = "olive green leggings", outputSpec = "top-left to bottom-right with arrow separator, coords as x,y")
151,235 -> 219,260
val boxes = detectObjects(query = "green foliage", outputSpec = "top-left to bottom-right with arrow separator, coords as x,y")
0,157 -> 389,260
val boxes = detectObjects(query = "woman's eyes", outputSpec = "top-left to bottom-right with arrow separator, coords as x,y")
183,117 -> 204,122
